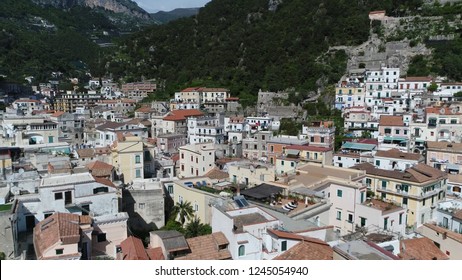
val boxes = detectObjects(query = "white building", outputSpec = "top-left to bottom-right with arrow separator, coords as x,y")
178,142 -> 215,178
187,115 -> 225,144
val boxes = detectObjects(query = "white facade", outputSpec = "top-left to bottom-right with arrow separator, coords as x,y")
178,142 -> 216,178
211,206 -> 281,260
13,173 -> 119,233
188,116 -> 225,144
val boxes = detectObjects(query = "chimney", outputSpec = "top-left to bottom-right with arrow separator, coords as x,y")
236,184 -> 240,196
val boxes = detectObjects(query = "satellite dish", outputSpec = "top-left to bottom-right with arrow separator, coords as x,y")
18,168 -> 25,174
26,125 -> 31,131
440,108 -> 445,114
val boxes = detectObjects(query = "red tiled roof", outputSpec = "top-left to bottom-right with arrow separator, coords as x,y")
181,87 -> 201,92
146,247 -> 165,260
120,236 -> 150,260
163,109 -> 204,121
175,232 -> 232,260
86,161 -> 114,177
273,240 -> 333,260
425,107 -> 461,115
286,145 -> 332,152
398,237 -> 449,260
51,111 -> 65,117
375,148 -> 422,161
379,115 -> 404,126
205,167 -> 229,180
33,213 -> 92,260
402,76 -> 432,82
93,176 -> 117,188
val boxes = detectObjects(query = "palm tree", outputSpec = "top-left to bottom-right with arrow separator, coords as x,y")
170,201 -> 194,226
184,217 -> 212,238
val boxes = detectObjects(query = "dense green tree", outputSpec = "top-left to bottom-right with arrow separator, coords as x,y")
170,201 -> 195,226
184,218 -> 212,238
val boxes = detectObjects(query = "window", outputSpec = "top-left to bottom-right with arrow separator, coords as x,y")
167,185 -> 173,194
348,214 -> 353,223
402,197 -> 408,205
139,203 -> 145,209
270,146 -> 274,152
93,187 -> 108,194
399,213 -> 403,225
310,136 -> 315,142
97,233 -> 107,242
238,245 -> 245,257
337,189 -> 343,197
381,180 -> 387,189
135,169 -> 141,178
290,162 -> 295,167
54,192 -> 63,200
384,217 -> 388,230
135,155 -> 141,163
281,161 -> 284,166
442,217 -> 449,228
55,249 -> 64,255
336,211 -> 342,221
320,137 -> 325,143
44,212 -> 53,219
404,130 -> 408,135
384,128 -> 391,134
281,241 -> 287,251
360,217 -> 367,227
376,160 -> 380,166
395,129 -> 400,134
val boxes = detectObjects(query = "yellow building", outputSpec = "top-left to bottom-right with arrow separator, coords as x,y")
353,163 -> 447,228
111,134 -> 144,184
170,178 -> 229,225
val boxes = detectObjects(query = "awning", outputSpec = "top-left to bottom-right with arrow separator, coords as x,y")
383,136 -> 407,142
286,149 -> 300,156
240,183 -> 284,200
446,163 -> 460,171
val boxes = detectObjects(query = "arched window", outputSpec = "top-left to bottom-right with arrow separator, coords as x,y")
238,245 -> 245,257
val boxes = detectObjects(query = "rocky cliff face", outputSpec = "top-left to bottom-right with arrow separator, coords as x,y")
32,0 -> 150,19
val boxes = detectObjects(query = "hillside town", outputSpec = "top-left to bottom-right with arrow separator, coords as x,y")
1,7 -> 462,260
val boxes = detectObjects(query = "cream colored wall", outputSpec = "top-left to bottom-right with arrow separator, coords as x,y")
42,243 -> 78,259
420,226 -> 462,260
112,136 -> 143,184
92,220 -> 127,259
228,165 -> 275,187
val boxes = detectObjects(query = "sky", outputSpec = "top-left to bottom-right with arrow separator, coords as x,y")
133,0 -> 212,12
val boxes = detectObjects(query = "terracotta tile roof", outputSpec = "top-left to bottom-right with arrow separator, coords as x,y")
273,240 -> 333,260
77,148 -> 95,159
95,147 -> 111,155
171,153 -> 180,162
96,121 -> 124,131
120,236 -> 150,260
286,145 -> 332,152
375,148 -> 422,161
423,223 -> 462,243
267,229 -> 330,245
454,209 -> 462,221
163,109 -> 204,121
93,176 -> 117,188
425,107 -> 461,115
402,76 -> 432,82
200,87 -> 229,92
352,162 -> 445,183
398,237 -> 449,260
136,106 -> 154,113
379,115 -> 404,126
181,87 -> 201,92
125,118 -> 144,125
175,232 -> 232,260
146,247 -> 165,260
205,168 -> 229,180
51,111 -> 65,117
426,141 -> 462,152
86,161 -> 114,177
33,213 -> 91,260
